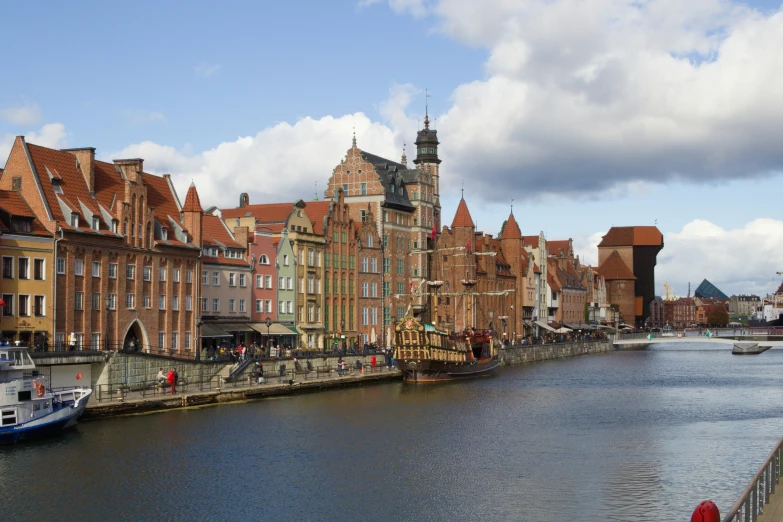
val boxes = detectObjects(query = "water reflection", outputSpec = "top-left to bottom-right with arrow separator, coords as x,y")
1,345 -> 782,520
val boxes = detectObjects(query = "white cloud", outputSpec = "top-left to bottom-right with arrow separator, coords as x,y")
368,0 -> 783,203
122,109 -> 166,126
358,0 -> 429,17
1,103 -> 43,126
0,123 -> 68,167
105,113 -> 401,210
194,63 -> 221,78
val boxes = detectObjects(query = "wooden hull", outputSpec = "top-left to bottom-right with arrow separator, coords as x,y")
397,356 -> 498,383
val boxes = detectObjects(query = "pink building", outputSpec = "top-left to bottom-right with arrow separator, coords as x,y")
250,226 -> 277,324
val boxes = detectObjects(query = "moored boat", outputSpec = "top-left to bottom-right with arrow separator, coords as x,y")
394,316 -> 499,383
0,346 -> 92,443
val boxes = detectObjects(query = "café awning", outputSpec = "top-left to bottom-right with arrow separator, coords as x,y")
246,322 -> 298,335
534,320 -> 557,333
220,323 -> 254,332
200,324 -> 232,338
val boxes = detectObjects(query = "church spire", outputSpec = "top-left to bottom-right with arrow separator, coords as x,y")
401,143 -> 407,166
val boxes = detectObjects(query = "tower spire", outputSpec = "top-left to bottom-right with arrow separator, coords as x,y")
352,126 -> 356,148
401,143 -> 407,166
424,89 -> 430,130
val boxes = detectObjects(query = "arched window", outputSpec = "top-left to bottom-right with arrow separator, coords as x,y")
259,254 -> 269,265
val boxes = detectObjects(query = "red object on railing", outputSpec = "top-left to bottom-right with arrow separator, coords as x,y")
691,500 -> 720,522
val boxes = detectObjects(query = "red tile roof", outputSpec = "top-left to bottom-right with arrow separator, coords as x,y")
305,201 -> 332,235
221,203 -> 294,223
451,198 -> 475,228
203,214 -> 241,248
547,240 -> 570,257
598,226 -> 663,247
0,190 -> 51,236
500,213 -> 522,240
182,182 -> 203,212
598,251 -> 636,280
522,235 -> 539,248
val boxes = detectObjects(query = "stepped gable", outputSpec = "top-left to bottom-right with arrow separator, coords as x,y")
598,226 -> 663,247
358,150 -> 415,211
0,190 -> 51,236
500,212 -> 522,240
182,182 -> 203,212
597,251 -> 636,280
451,197 -> 475,228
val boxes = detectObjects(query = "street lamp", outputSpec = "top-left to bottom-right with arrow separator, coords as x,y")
265,316 -> 272,350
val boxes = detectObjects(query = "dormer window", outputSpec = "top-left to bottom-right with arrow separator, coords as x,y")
390,185 -> 395,194
71,214 -> 79,227
92,216 -> 100,230
112,220 -> 118,234
160,228 -> 168,241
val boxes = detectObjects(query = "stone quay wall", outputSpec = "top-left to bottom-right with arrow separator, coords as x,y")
499,340 -> 613,366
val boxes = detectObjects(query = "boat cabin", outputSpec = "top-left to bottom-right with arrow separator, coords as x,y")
394,316 -> 472,363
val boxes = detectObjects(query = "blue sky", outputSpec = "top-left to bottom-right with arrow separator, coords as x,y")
2,0 -> 783,297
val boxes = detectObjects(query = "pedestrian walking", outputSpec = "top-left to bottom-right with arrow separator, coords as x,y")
167,368 -> 176,395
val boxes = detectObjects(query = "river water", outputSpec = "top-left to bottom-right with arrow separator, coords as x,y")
3,343 -> 783,521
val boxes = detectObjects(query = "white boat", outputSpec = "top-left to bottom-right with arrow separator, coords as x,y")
0,346 -> 92,443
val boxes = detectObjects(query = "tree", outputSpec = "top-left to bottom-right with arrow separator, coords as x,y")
707,306 -> 729,326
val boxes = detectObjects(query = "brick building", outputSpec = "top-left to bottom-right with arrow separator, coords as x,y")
498,211 -> 538,340
0,138 -> 201,355
597,226 -> 664,327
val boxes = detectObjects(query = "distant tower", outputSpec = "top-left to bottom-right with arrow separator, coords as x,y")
688,282 -> 691,298
414,95 -> 441,228
239,192 -> 249,208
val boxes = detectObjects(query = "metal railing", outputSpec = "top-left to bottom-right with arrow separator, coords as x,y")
92,363 -> 400,403
722,435 -> 783,522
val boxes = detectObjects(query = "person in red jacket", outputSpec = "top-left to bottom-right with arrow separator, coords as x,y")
167,369 -> 176,395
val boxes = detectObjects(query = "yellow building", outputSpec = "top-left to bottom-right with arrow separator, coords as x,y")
0,190 -> 54,348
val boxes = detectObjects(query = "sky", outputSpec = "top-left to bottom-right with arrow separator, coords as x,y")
2,0 -> 783,298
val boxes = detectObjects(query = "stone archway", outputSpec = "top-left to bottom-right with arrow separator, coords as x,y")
122,319 -> 150,352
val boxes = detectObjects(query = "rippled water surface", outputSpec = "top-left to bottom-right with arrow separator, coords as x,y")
3,343 -> 783,521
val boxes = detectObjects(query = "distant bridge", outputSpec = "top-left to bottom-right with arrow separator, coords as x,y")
613,333 -> 783,349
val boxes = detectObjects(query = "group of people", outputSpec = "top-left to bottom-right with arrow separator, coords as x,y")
156,367 -> 180,395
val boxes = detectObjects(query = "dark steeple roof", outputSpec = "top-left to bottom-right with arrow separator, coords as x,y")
414,108 -> 441,165
358,151 -> 416,211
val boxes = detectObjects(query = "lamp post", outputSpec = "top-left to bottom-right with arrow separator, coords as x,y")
340,319 -> 345,354
265,316 -> 272,351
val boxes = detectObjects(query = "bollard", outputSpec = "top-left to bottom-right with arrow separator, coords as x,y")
691,500 -> 720,522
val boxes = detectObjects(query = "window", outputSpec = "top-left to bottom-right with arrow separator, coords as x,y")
397,282 -> 404,295
172,332 -> 178,351
91,261 -> 100,277
283,254 -> 289,266
286,277 -> 293,290
92,216 -> 100,230
172,296 -> 179,311
184,331 -> 191,351
92,333 -> 101,349
74,292 -> 84,310
18,258 -> 29,280
341,232 -> 347,244
107,294 -> 117,310
229,299 -> 235,313
370,258 -> 377,273
383,282 -> 390,296
360,182 -> 367,195
367,236 -> 373,248
92,292 -> 101,310
126,294 -> 136,309
265,300 -> 272,313
108,263 -> 117,279
143,266 -> 152,281
239,299 -> 246,313
256,299 -> 263,313
213,299 -> 220,312
298,305 -> 304,321
256,275 -> 263,288
265,275 -> 272,289
362,308 -> 369,325
75,259 -> 84,276
127,265 -> 135,280
201,298 -> 208,312
213,272 -> 220,286
279,301 -> 285,314
158,332 -> 165,350
362,282 -> 368,297
202,271 -> 208,285
56,257 -> 66,274
159,267 -> 166,281
239,273 -> 246,287
185,296 -> 192,311
18,295 -> 29,317
383,235 -> 389,248
34,295 -> 45,317
143,295 -> 151,309
371,308 -> 378,325
173,268 -> 180,283
397,307 -> 405,320
307,276 -> 315,294
259,254 -> 269,265
342,183 -> 348,193
33,259 -> 45,280
383,258 -> 390,273
287,301 -> 293,314
308,249 -> 314,266
186,270 -> 192,283
159,295 -> 166,310
1,294 -> 13,316
371,283 -> 378,298
397,259 -> 404,275
229,273 -> 236,286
